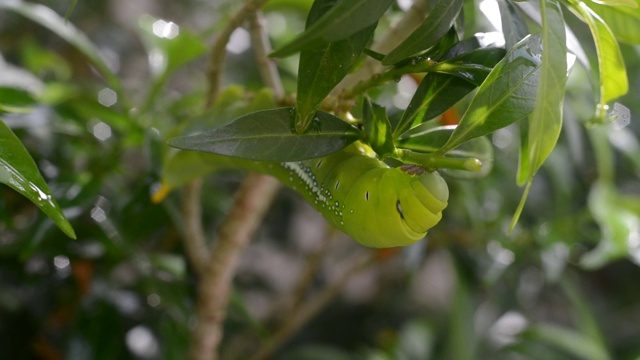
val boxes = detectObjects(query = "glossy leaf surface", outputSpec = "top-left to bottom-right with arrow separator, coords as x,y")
382,0 -> 464,65
511,0 -> 567,229
168,108 -> 361,162
0,119 -> 75,238
586,0 -> 640,44
440,34 -> 542,153
295,0 -> 375,133
270,0 -> 393,57
569,1 -> 628,120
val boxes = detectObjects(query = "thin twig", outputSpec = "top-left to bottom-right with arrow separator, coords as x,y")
205,0 -> 271,108
248,10 -> 285,100
188,174 -> 281,360
181,179 -> 209,275
249,252 -> 378,360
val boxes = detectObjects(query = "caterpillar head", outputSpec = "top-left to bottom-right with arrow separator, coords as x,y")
342,168 -> 449,248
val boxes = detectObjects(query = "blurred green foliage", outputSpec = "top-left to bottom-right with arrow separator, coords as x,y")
0,0 -> 639,359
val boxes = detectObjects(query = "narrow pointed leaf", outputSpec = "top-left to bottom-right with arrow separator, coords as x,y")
395,47 -> 506,138
586,0 -> 640,44
295,0 -> 376,133
515,0 -> 567,190
394,74 -> 477,138
440,34 -> 542,153
569,1 -> 628,120
270,0 -> 393,58
525,0 -> 567,177
382,0 -> 463,65
168,108 -> 361,162
0,119 -> 76,238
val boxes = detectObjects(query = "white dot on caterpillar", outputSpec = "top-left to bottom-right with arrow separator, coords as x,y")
335,201 -> 339,207
340,221 -> 344,226
350,209 -> 354,214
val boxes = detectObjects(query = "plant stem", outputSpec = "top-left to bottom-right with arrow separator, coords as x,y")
181,179 -> 209,275
341,58 -> 438,99
187,2 -> 283,359
248,10 -> 285,100
188,173 -> 280,360
396,149 -> 482,172
205,0 -> 271,108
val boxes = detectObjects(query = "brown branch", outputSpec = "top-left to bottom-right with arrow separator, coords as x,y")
188,173 -> 281,360
205,0 -> 271,108
248,10 -> 285,100
187,2 -> 284,358
249,252 -> 378,360
181,179 -> 210,275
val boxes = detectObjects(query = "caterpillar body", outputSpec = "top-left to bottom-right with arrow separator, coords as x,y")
249,142 -> 449,248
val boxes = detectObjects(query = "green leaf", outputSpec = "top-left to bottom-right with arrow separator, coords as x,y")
295,0 -> 376,133
362,98 -> 394,157
511,0 -> 567,228
568,1 -> 628,121
382,0 -> 463,65
590,0 -> 638,6
394,41 -> 506,138
439,34 -> 542,153
167,108 -> 361,162
524,0 -> 568,173
586,0 -> 640,44
498,0 -> 530,49
0,0 -> 122,92
394,73 -> 477,138
0,119 -> 75,239
270,0 -> 394,58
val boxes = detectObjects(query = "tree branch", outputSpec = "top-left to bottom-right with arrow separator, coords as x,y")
248,10 -> 285,100
188,173 -> 281,360
181,179 -> 210,275
187,1 -> 283,358
205,0 -> 271,108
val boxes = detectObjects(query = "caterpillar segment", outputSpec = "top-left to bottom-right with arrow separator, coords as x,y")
260,142 -> 449,248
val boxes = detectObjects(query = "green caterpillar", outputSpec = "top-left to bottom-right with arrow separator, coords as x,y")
250,142 -> 449,248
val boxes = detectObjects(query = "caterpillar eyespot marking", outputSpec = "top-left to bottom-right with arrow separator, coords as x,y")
396,200 -> 404,219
